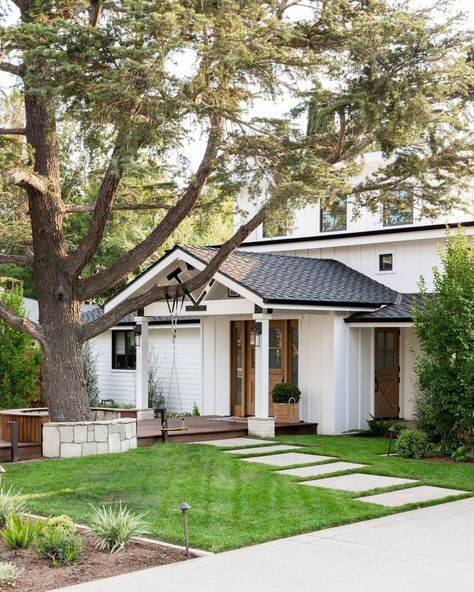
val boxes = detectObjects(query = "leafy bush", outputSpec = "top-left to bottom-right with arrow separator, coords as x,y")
37,517 -> 83,566
0,279 -> 42,408
272,383 -> 301,403
451,445 -> 471,463
0,561 -> 21,584
192,402 -> 200,416
397,429 -> 429,459
414,231 -> 474,455
0,487 -> 26,527
82,342 -> 100,406
89,504 -> 148,553
42,515 -> 76,539
344,414 -> 396,437
1,513 -> 43,549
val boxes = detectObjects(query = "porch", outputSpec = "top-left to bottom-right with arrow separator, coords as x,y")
136,415 -> 318,445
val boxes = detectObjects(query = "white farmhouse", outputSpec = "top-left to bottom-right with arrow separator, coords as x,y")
89,159 -> 474,437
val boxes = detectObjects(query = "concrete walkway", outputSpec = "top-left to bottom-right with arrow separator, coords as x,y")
54,497 -> 474,592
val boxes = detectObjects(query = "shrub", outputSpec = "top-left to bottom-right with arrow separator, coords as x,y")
42,515 -> 76,539
82,342 -> 100,407
89,504 -> 148,553
344,415 -> 396,437
192,402 -> 200,416
414,230 -> 474,455
272,383 -> 301,403
0,562 -> 21,584
397,429 -> 429,459
1,513 -> 43,549
37,517 -> 83,566
0,487 -> 26,527
0,279 -> 42,408
451,445 -> 471,463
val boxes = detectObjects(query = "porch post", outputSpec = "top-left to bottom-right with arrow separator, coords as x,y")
135,317 -> 149,410
254,318 -> 269,418
249,315 -> 275,438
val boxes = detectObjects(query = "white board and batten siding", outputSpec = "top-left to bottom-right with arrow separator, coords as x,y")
88,325 -> 202,413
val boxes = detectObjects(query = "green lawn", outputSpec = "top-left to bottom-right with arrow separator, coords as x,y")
5,435 -> 474,552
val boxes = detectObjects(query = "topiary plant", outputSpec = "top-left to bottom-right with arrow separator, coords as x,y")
272,383 -> 301,403
397,428 -> 429,459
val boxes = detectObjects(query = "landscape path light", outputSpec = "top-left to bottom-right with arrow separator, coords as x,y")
179,501 -> 191,557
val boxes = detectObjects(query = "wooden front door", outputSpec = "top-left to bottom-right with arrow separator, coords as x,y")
374,328 -> 400,418
230,320 -> 297,417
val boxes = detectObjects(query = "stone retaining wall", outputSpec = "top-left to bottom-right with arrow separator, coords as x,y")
42,418 -> 137,458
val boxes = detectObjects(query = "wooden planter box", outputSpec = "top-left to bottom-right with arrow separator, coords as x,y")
273,402 -> 300,424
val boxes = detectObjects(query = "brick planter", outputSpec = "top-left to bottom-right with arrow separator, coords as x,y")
42,418 -> 137,458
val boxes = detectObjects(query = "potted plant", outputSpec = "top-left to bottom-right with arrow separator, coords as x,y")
272,383 -> 301,424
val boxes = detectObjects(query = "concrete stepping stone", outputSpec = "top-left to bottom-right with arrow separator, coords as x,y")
224,445 -> 298,455
355,485 -> 470,507
240,452 -> 335,467
277,461 -> 368,478
191,437 -> 274,447
300,473 -> 416,492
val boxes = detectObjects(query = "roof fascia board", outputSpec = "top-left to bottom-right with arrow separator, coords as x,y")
268,303 -> 376,312
241,224 -> 474,253
347,321 -> 413,328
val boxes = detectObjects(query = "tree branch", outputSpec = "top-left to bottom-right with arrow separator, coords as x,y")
0,301 -> 45,345
89,0 -> 102,26
0,254 -> 33,266
0,62 -> 24,77
80,208 -> 265,341
78,117 -> 224,301
67,138 -> 127,276
0,127 -> 26,136
63,202 -> 172,214
2,169 -> 48,193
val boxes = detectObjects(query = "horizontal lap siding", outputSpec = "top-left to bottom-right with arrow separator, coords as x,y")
89,327 -> 201,412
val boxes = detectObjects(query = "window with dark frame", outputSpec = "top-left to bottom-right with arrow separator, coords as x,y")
383,191 -> 413,226
320,197 -> 347,232
112,330 -> 136,370
379,253 -> 393,272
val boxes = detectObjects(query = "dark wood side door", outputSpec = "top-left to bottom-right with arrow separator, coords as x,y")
374,328 -> 400,418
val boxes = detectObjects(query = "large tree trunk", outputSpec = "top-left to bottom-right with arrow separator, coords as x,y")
42,318 -> 90,423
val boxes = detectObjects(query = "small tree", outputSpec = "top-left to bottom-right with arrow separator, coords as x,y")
0,279 -> 41,408
82,342 -> 100,407
414,230 -> 474,456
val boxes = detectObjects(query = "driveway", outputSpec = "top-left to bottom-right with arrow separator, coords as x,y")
54,497 -> 474,592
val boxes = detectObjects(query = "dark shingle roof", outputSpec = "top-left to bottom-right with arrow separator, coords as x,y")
80,307 -> 197,326
345,293 -> 424,323
181,245 -> 398,308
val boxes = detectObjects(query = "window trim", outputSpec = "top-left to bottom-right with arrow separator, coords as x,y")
319,197 -> 348,233
382,193 -> 414,227
111,329 -> 137,370
377,252 -> 395,274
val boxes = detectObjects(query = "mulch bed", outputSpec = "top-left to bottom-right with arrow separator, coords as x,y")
0,532 -> 190,591
423,454 -> 474,464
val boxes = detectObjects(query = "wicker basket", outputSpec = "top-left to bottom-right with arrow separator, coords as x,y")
273,397 -> 300,424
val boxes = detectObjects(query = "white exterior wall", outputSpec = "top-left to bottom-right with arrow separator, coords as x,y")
400,327 -> 420,420
200,317 -> 230,416
88,325 -> 202,413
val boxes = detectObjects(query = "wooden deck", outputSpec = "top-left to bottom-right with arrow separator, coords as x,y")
137,416 -> 318,445
0,416 -> 318,462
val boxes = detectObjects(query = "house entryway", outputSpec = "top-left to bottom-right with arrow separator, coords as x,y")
374,328 -> 400,418
230,320 -> 298,417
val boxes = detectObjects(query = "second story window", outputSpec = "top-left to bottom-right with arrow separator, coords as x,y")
112,330 -> 136,370
320,197 -> 347,232
383,191 -> 413,226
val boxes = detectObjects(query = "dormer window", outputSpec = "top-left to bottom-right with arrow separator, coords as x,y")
320,197 -> 347,232
383,191 -> 413,226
